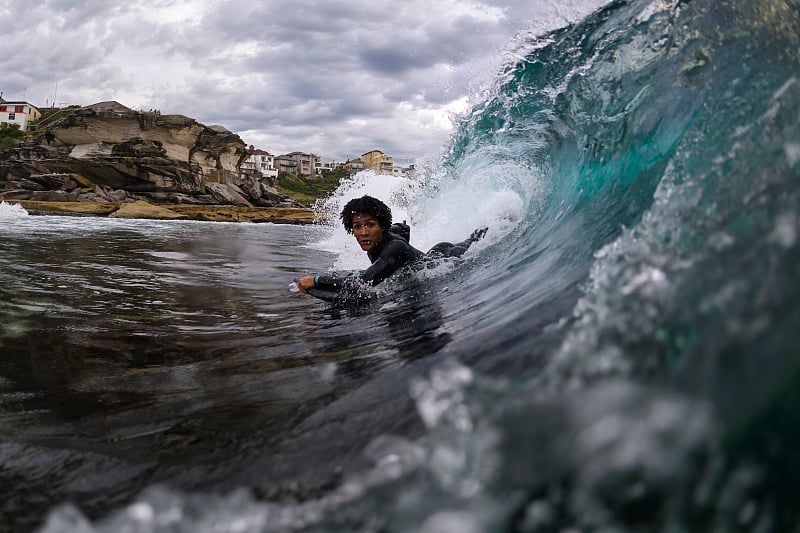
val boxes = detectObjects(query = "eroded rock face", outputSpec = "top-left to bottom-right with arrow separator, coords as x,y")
0,103 -> 300,208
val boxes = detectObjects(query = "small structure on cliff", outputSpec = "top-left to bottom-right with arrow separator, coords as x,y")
82,101 -> 132,114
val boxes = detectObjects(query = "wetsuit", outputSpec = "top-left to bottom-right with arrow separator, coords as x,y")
313,229 -> 482,293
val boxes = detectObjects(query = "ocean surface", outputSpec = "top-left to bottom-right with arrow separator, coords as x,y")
2,0 -> 800,530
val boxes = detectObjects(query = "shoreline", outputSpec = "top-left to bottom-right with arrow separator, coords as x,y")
3,199 -> 319,224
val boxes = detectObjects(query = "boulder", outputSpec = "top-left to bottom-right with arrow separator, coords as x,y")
108,200 -> 187,220
10,200 -> 120,216
29,190 -> 79,202
204,182 -> 253,206
0,189 -> 33,200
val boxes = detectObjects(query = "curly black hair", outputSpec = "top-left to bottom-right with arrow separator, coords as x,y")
340,195 -> 392,234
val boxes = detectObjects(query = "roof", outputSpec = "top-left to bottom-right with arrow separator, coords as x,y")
0,101 -> 40,111
248,149 -> 272,156
277,151 -> 319,158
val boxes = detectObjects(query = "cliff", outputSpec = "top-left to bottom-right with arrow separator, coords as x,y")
0,102 -> 300,210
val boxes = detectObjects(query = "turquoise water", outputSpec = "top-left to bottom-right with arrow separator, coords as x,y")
2,0 -> 799,530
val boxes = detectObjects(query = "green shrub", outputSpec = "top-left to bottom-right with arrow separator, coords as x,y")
0,123 -> 25,152
276,167 -> 349,205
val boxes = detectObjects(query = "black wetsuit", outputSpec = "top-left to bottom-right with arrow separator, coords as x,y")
313,230 -> 478,293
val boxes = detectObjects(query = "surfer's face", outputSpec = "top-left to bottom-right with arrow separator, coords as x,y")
351,213 -> 384,252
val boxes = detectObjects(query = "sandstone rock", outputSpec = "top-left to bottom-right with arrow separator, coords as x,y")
166,204 -> 317,224
204,182 -> 253,206
1,190 -> 33,200
109,200 -> 187,220
5,200 -> 317,224
10,200 -> 119,216
29,190 -> 79,202
139,192 -> 208,204
77,191 -> 102,201
27,173 -> 76,190
14,178 -> 46,191
105,189 -> 130,202
0,102 -> 300,209
49,107 -> 246,184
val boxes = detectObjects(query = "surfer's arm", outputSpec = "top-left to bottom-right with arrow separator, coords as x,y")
360,255 -> 398,285
298,273 -> 356,293
297,258 -> 397,295
297,240 -> 417,294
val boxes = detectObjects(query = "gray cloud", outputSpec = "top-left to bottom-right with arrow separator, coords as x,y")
0,0 -> 609,162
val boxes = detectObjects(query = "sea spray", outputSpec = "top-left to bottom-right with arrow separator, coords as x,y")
0,201 -> 29,218
310,170 -> 509,272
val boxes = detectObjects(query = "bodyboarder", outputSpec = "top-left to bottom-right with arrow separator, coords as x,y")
296,195 -> 487,297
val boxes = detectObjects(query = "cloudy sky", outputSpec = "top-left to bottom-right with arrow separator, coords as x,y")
2,0 -> 608,163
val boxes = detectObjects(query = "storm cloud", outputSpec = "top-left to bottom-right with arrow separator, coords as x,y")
1,0 -> 608,163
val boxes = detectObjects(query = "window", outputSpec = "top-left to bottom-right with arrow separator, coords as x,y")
8,113 -> 15,120
0,105 -> 5,111
14,106 -> 24,113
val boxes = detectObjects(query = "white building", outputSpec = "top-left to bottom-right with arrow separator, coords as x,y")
0,101 -> 40,131
315,160 -> 344,174
393,164 -> 416,178
241,148 -> 279,182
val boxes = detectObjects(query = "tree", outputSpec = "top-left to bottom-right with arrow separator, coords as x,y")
0,123 -> 25,152
320,166 -> 350,181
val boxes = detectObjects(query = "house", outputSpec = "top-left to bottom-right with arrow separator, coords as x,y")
361,149 -> 394,175
275,151 -> 320,177
241,148 -> 279,183
393,164 -> 416,178
0,101 -> 41,131
315,160 -> 345,175
344,158 -> 366,175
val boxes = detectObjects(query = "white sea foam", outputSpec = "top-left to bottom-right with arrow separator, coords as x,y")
0,201 -> 29,218
309,165 -> 527,274
310,170 -> 420,271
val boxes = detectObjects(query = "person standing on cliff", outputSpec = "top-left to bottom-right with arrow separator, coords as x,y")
296,195 -> 487,295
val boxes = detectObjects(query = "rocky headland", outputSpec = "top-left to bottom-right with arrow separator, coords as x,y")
0,102 -> 316,224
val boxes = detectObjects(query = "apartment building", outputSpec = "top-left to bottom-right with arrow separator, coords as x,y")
393,164 -> 416,178
344,158 -> 366,175
361,149 -> 394,175
275,151 -> 320,177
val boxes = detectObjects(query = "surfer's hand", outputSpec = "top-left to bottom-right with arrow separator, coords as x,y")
469,227 -> 488,242
297,275 -> 316,293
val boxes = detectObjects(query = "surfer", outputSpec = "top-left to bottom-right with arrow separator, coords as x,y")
296,195 -> 487,296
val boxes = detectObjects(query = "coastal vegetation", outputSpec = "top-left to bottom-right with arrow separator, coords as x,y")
0,123 -> 25,151
0,106 -> 82,152
276,166 -> 350,205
